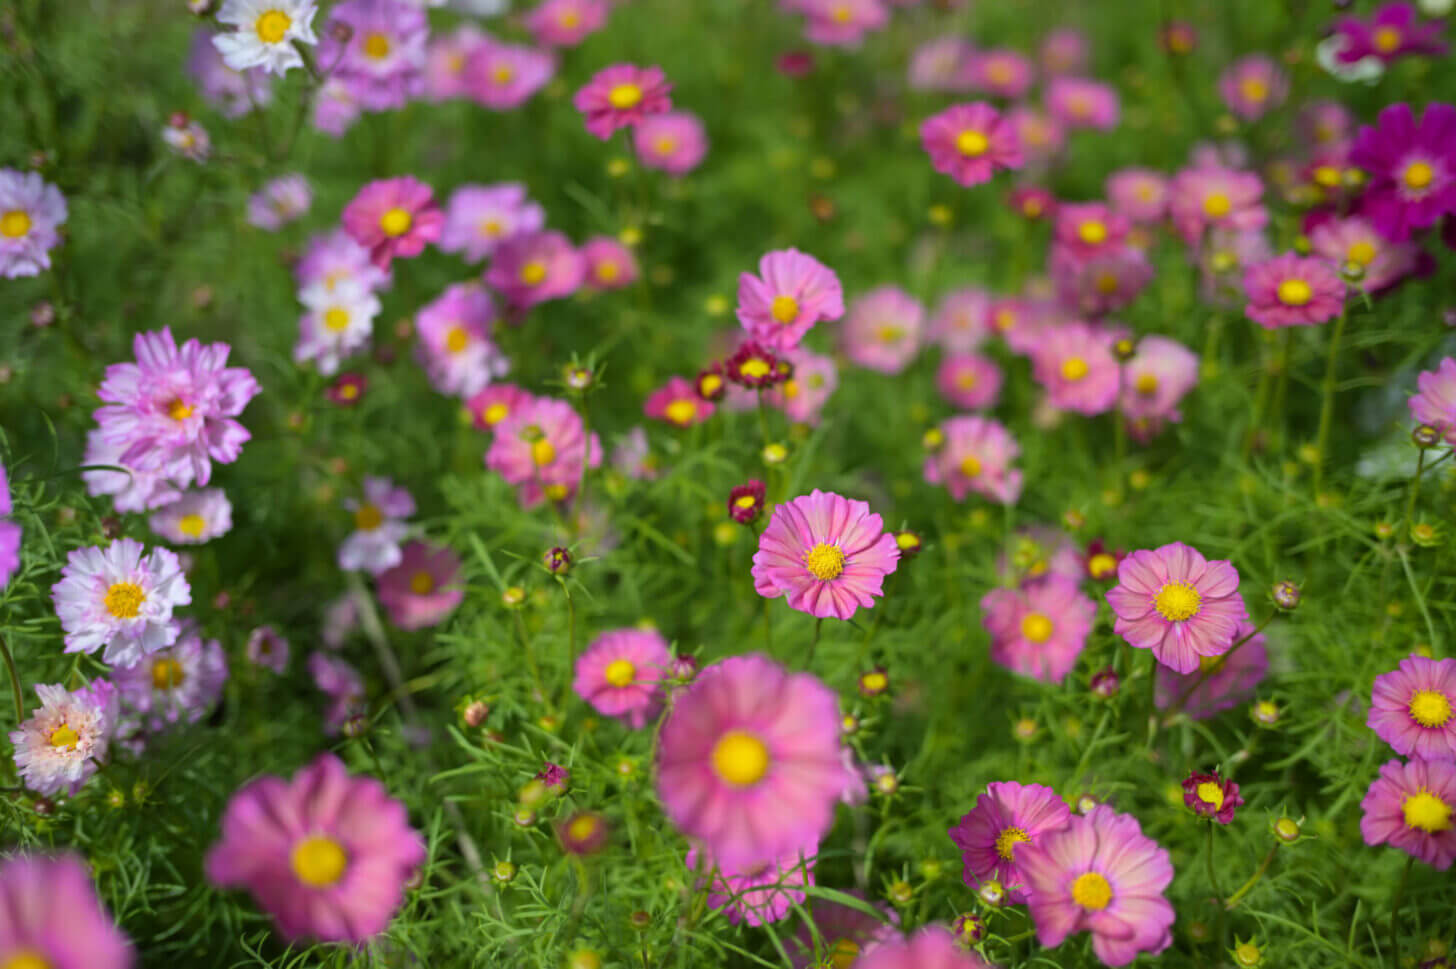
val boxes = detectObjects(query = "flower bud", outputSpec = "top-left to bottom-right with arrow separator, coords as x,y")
543,547 -> 571,574
1413,424 -> 1442,449
1271,580 -> 1300,610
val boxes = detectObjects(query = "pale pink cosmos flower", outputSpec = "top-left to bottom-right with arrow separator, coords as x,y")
439,183 -> 546,264
1368,655 -> 1456,761
736,248 -> 845,350
634,111 -> 709,175
981,577 -> 1096,684
162,117 -> 211,162
338,477 -> 415,574
1031,321 -> 1119,415
1053,202 -> 1130,260
309,650 -> 364,727
856,926 -> 995,969
929,287 -> 993,353
1007,107 -> 1066,166
1051,244 -> 1153,318
1410,357 -> 1456,443
799,0 -> 889,47
573,63 -> 672,139
1046,77 -> 1119,129
573,627 -> 672,728
1120,335 -> 1198,440
318,0 -> 427,111
10,681 -> 118,797
341,176 -> 443,270
247,174 -> 312,231
423,24 -> 486,100
467,383 -> 536,433
948,781 -> 1073,902
645,376 -> 714,428
296,227 -> 390,295
752,490 -> 900,621
1105,541 -> 1249,674
111,627 -> 228,734
377,540 -> 463,630
81,430 -> 181,514
1243,252 -> 1345,328
1040,28 -> 1088,75
920,102 -> 1022,187
486,395 -> 603,507
936,353 -> 1002,410
581,236 -> 639,290
0,169 -> 67,278
526,0 -> 609,47
149,487 -> 233,544
611,426 -> 660,481
1308,214 -> 1418,293
1169,166 -> 1267,245
767,348 -> 838,425
294,277 -> 380,376
312,77 -> 363,136
1361,757 -> 1456,870
1218,55 -> 1287,121
187,27 -> 272,117
52,539 -> 191,666
1106,168 -> 1169,223
465,39 -> 556,110
997,525 -> 1084,587
485,230 -> 585,311
414,283 -> 509,398
842,286 -> 925,374
687,847 -> 815,926
968,48 -> 1035,99
908,37 -> 975,92
924,415 -> 1022,505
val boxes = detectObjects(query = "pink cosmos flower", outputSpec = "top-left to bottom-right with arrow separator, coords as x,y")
929,288 -> 992,353
1105,541 -> 1249,674
656,653 -> 847,867
377,540 -> 463,630
1053,202 -> 1130,260
312,77 -> 363,136
81,429 -> 181,514
294,278 -> 380,376
1301,100 -> 1353,146
318,0 -> 427,111
1410,357 -> 1456,442
467,383 -> 536,433
645,376 -> 714,428
438,183 -> 546,264
998,526 -> 1084,587
1018,805 -> 1175,966
924,415 -> 1023,505
936,353 -> 1002,410
856,926 -> 995,969
574,63 -> 672,139
1217,55 -> 1286,121
1333,3 -> 1446,66
634,111 -> 709,175
920,102 -> 1022,188
968,48 -> 1034,98
1169,166 -> 1267,245
1046,77 -> 1119,130
52,539 -> 191,666
161,116 -> 211,162
611,426 -> 660,481
1308,215 -> 1417,293
1106,168 -> 1169,223
1120,335 -> 1199,436
842,286 -> 925,374
338,476 -> 415,575
94,327 -> 260,489
789,892 -> 897,969
247,173 -> 311,231
0,465 -> 18,588
981,578 -> 1095,684
10,681 -> 117,797
0,854 -> 135,969
1007,107 -> 1066,166
527,0 -> 609,47
736,248 -> 845,350
1361,758 -> 1456,869
464,39 -> 556,110
341,176 -> 443,271
908,37 -> 975,93
1243,252 -> 1344,328
573,627 -> 671,728
309,651 -> 365,733
486,395 -> 603,507
688,847 -> 815,927
1154,620 -> 1267,719
423,24 -> 486,100
321,598 -> 360,650
1051,244 -> 1152,318
246,625 -> 291,674
111,627 -> 227,734
1010,185 -> 1057,222
1349,102 -> 1456,242
148,487 -> 233,545
1031,321 -> 1119,415
949,781 -> 1073,902
1041,28 -> 1088,75
767,348 -> 838,425
296,227 -> 390,295
1368,655 -> 1456,760
798,0 -> 889,47
414,283 -> 509,398
207,753 -> 426,943
580,236 -> 639,290
752,489 -> 900,621
485,230 -> 585,311
1184,770 -> 1243,823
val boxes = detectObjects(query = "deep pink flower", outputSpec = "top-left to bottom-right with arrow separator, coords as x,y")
377,540 -> 463,630
1183,770 -> 1243,823
752,490 -> 900,621
341,176 -> 443,271
688,847 -> 815,926
1349,102 -> 1456,242
467,383 -> 536,433
573,63 -> 672,139
936,353 -> 1002,410
485,230 -> 585,311
949,781 -> 1072,902
573,627 -> 671,728
1369,655 -> 1456,760
580,235 -> 639,290
634,111 -> 709,175
1217,55 -> 1286,121
465,39 -> 556,110
1051,244 -> 1152,318
798,0 -> 888,47
1332,3 -> 1445,66
485,395 -> 602,507
1154,620 -> 1268,719
1105,541 -> 1249,674
1046,77 -> 1119,129
736,248 -> 844,350
842,286 -> 925,374
526,0 -> 609,47
1243,252 -> 1345,328
920,102 -> 1022,187
1053,202 -> 1131,259
1361,757 -> 1456,869
645,376 -> 714,427
0,854 -> 135,969
981,578 -> 1095,684
923,415 -> 1022,505
1030,321 -> 1119,415
1410,357 -> 1456,443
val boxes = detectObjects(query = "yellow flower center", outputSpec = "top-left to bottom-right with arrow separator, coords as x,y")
959,455 -> 982,477
1060,357 -> 1089,381
994,826 -> 1031,861
445,326 -> 470,354
484,403 -> 509,425
152,658 -> 185,691
519,260 -> 548,286
955,371 -> 978,390
178,513 -> 207,537
956,129 -> 989,157
607,83 -> 644,109
1196,780 -> 1224,810
409,570 -> 434,595
354,503 -> 383,531
1094,272 -> 1120,294
783,378 -> 801,399
861,671 -> 888,693
596,260 -> 620,283
1346,240 -> 1377,266
1410,690 -> 1453,728
1020,613 -> 1054,643
1210,250 -> 1238,274
291,835 -> 349,887
1135,373 -> 1159,395
1403,790 -> 1453,833
804,542 -> 846,581
0,210 -> 32,238
1374,26 -> 1402,54
362,32 -> 391,59
531,438 -> 556,466
664,399 -> 698,426
1312,164 -> 1341,188
1071,871 -> 1112,910
1077,220 -> 1107,245
566,813 -> 600,842
48,724 -> 79,750
604,659 -> 636,687
771,294 -> 799,323
1153,581 -> 1201,621
654,136 -> 677,155
167,398 -> 194,420
1276,278 -> 1311,306
1240,77 -> 1268,102
254,8 -> 291,43
739,357 -> 772,380
711,730 -> 770,787
1089,553 -> 1117,578
1202,193 -> 1231,218
493,65 -> 514,85
700,374 -> 723,397
825,938 -> 859,969
479,218 -> 504,238
558,9 -> 581,27
876,324 -> 905,343
103,581 -> 145,619
994,309 -> 1016,330
1404,161 -> 1434,190
379,207 -> 412,237
734,495 -> 758,510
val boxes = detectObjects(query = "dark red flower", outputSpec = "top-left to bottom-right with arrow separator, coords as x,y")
696,364 -> 726,401
727,480 -> 766,524
327,372 -> 368,406
1182,770 -> 1243,824
1084,539 -> 1124,581
725,340 -> 785,388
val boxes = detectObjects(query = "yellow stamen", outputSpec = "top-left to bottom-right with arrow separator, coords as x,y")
770,295 -> 799,323
1410,690 -> 1452,728
1135,373 -> 1158,395
254,8 -> 291,43
291,835 -> 349,887
566,813 -> 600,842
1077,220 -> 1107,245
596,260 -> 620,283
379,207 -> 412,237
1403,790 -> 1453,833
804,543 -> 845,581
876,324 -> 905,343
739,357 -> 772,380
1088,553 -> 1118,579
734,495 -> 758,510
519,261 -> 548,286
1196,780 -> 1224,810
445,326 -> 470,354
178,513 -> 207,537
1346,240 -> 1377,266
1276,278 -> 1312,306
1240,77 -> 1268,102
1071,871 -> 1112,910
1202,193 -> 1231,218
362,32 -> 391,59
103,582 -> 145,619
828,939 -> 860,969
994,826 -> 1031,861
151,658 -> 185,691
531,438 -> 556,466
956,129 -> 989,157
1060,357 -> 1089,381
959,455 -> 982,477
604,659 -> 636,687
1020,613 -> 1054,643
492,65 -> 514,85
711,730 -> 770,786
484,403 -> 509,425
354,503 -> 383,531
1404,161 -> 1434,190
0,210 -> 32,239
409,570 -> 434,595
607,83 -> 644,109
1153,581 -> 1201,622
167,398 -> 194,420
1374,26 -> 1402,54
48,724 -> 79,750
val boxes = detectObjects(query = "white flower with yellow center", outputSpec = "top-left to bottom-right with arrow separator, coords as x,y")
148,488 -> 234,546
213,0 -> 319,76
50,538 -> 191,666
294,277 -> 381,375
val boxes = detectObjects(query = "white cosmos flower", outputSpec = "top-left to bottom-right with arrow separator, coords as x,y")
294,277 -> 380,376
213,0 -> 319,76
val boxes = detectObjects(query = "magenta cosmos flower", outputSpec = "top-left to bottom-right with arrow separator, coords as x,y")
94,327 -> 260,489
1410,357 -> 1456,443
1217,55 -> 1286,121
438,182 -> 545,264
937,353 -> 1002,410
526,0 -> 609,47
1350,102 -> 1456,242
688,847 -> 815,927
645,376 -> 714,428
52,539 -> 191,666
789,892 -> 896,969
10,680 -> 118,797
318,0 -> 426,110
1046,77 -> 1119,130
0,168 -> 67,278
580,235 -> 639,290
657,653 -> 846,867
981,577 -> 1096,684
0,465 -> 19,588
1169,165 -> 1267,245
464,39 -> 556,110
920,102 -> 1022,188
341,176 -> 443,271
1155,620 -> 1267,719
573,626 -> 672,728
414,283 -> 509,398
1183,770 -> 1243,824
1031,321 -> 1119,416
377,540 -> 463,630
207,753 -> 426,942
0,854 -> 135,969
1106,541 -> 1248,674
751,489 -> 900,621
1051,244 -> 1152,318
948,781 -> 1073,902
1361,757 -> 1456,869
969,48 -> 1035,99
485,230 -> 586,311
798,0 -> 889,47
1334,3 -> 1446,65
1369,655 -> 1456,760
486,395 -> 602,507
736,248 -> 844,350
573,63 -> 672,140
467,382 -> 535,433
842,286 -> 925,374
1243,252 -> 1344,328
1308,215 -> 1418,293
924,415 -> 1023,505
856,926 -> 995,969
634,111 -> 709,175
1054,202 -> 1131,259
1019,805 -> 1174,966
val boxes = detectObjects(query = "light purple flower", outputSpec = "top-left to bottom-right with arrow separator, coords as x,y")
148,488 -> 233,545
415,283 -> 509,398
464,39 -> 556,110
296,227 -> 390,294
246,625 -> 291,673
9,680 -> 118,797
294,277 -> 381,376
1154,620 -> 1268,719
309,650 -> 365,733
111,627 -> 228,733
338,477 -> 414,574
1410,357 -> 1456,443
318,0 -> 427,111
52,539 -> 191,666
438,183 -> 545,264
187,27 -> 272,118
0,168 -> 67,278
247,173 -> 312,230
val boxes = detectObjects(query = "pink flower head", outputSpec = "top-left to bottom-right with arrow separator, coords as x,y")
752,490 -> 900,621
296,227 -> 390,295
1170,166 -> 1267,245
1301,100 -> 1353,145
936,353 -> 1002,411
94,327 -> 260,489
1183,770 -> 1243,823
1362,757 -> 1456,869
1041,28 -> 1088,76
856,926 -> 996,969
1046,77 -> 1119,130
908,37 -> 975,93
842,286 -> 924,374
207,753 -> 426,942
0,854 -> 135,969
187,27 -> 271,117
789,892 -> 897,968
465,39 -> 556,110
1106,168 -> 1169,223
310,650 -> 364,706
799,0 -> 889,47
341,176 -> 443,271
111,626 -> 227,734
414,284 -> 508,398
1350,102 -> 1456,242
949,781 -> 1073,902
319,0 -> 427,111
10,680 -> 118,797
573,63 -> 672,139
634,111 -> 709,175
646,376 -> 715,428
1051,244 -> 1152,318
439,183 -> 546,264
1018,805 -> 1175,966
1410,357 -> 1456,443
688,847 -> 815,927
247,173 -> 312,231
1308,215 -> 1417,293
1154,620 -> 1267,719
1217,55 -> 1287,121
81,429 -> 180,515
969,49 -> 1035,98
920,102 -> 1022,188
581,235 -> 639,290
52,539 -> 191,666
573,627 -> 672,728
1106,542 -> 1249,674
656,653 -> 846,867
486,395 -> 603,507
377,540 -> 463,631
768,347 -> 838,425
1007,107 -> 1066,165
1369,655 -> 1456,760
467,383 -> 535,433
1334,3 -> 1446,65
1010,185 -> 1057,222
736,248 -> 845,350
423,24 -> 486,101
1120,335 -> 1199,432
527,0 -> 609,47
930,287 -> 992,353
485,230 -> 585,311
1031,321 -> 1119,415
148,486 -> 232,545
1053,202 -> 1130,259
338,476 -> 415,575
246,625 -> 291,673
924,415 -> 1022,505
981,578 -> 1095,684
1243,251 -> 1344,328
312,78 -> 362,137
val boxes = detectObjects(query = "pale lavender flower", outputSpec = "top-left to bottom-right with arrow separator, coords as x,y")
81,429 -> 182,515
148,488 -> 233,545
187,28 -> 273,117
318,0 -> 428,111
338,477 -> 415,574
246,625 -> 291,673
0,168 -> 67,278
247,174 -> 312,230
111,627 -> 228,733
414,283 -> 510,397
51,539 -> 192,666
438,183 -> 546,264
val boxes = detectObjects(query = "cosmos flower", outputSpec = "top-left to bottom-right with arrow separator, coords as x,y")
466,383 -> 536,433
767,347 -> 838,424
0,464 -> 19,589
1360,757 -> 1456,869
187,28 -> 272,117
1169,166 -> 1267,245
1053,202 -> 1131,259
318,0 -> 428,111
1409,357 -> 1456,443
0,854 -> 135,969
485,395 -> 603,507
338,477 -> 415,575
1106,168 -> 1170,223
485,231 -> 586,311
929,288 -> 993,353
752,490 -> 900,621
688,847 -> 815,926
212,0 -> 317,75
377,540 -> 464,630
981,578 -> 1095,684
1368,654 -> 1456,760
294,277 -> 381,376
1183,769 -> 1243,823
1046,77 -> 1119,130
924,415 -> 1023,505
1307,214 -> 1418,293
526,0 -> 609,47
855,926 -> 995,969
309,651 -> 365,733
1331,3 -> 1446,66
247,173 -> 312,230
111,627 -> 228,734
736,248 -> 845,351
1154,620 -> 1268,719
246,625 -> 291,673
1217,55 -> 1287,121
9,681 -> 118,797
312,77 -> 364,136
1041,28 -> 1088,75
797,0 -> 889,47
295,227 -> 390,295
1051,244 -> 1153,318
81,430 -> 182,515
1242,252 -> 1345,328
573,63 -> 672,139
580,235 -> 640,290
464,39 -> 556,110
948,781 -> 1073,902
573,627 -> 672,728
341,176 -> 443,270
968,48 -> 1035,99
1030,321 -> 1119,415
0,168 -> 67,278
148,487 -> 233,545
1119,335 -> 1199,436
920,102 -> 1022,187
52,539 -> 191,666
645,376 -> 715,427
414,283 -> 509,398
908,37 -> 975,93
634,111 -> 709,175
1105,541 -> 1249,674
1007,106 -> 1067,166
438,183 -> 546,264
841,286 -> 925,374
423,24 -> 486,100
1349,102 -> 1456,242
162,115 -> 211,162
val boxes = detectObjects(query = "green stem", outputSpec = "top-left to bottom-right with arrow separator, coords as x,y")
1389,855 -> 1413,969
0,632 -> 23,724
1144,650 -> 1159,748
1204,825 -> 1224,899
1223,846 -> 1277,909
1313,303 -> 1349,495
512,610 -> 547,707
1404,448 -> 1427,541
807,617 -> 823,668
